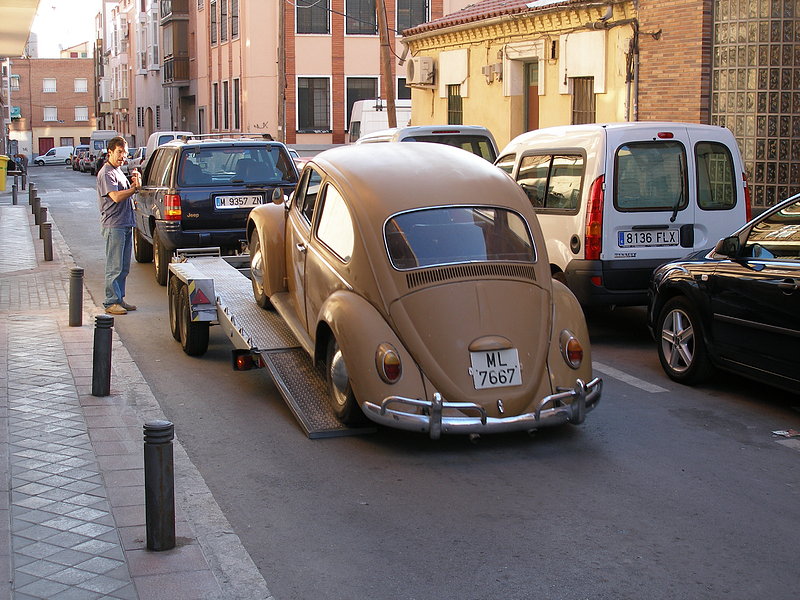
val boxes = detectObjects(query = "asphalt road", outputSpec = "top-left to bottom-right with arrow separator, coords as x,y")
32,164 -> 800,600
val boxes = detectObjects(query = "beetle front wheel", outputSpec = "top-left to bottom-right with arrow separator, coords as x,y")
657,297 -> 713,384
326,337 -> 366,426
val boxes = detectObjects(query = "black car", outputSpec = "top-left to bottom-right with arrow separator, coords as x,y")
648,193 -> 800,392
133,135 -> 299,284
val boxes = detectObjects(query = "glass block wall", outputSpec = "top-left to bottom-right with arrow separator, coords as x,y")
711,0 -> 800,208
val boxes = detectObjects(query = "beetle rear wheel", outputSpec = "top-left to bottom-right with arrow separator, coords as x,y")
326,337 -> 366,426
657,296 -> 713,384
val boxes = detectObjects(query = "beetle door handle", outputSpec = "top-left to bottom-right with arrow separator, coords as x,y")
296,243 -> 307,254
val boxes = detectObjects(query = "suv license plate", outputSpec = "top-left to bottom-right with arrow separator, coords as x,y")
618,229 -> 678,247
215,195 -> 263,209
469,348 -> 522,390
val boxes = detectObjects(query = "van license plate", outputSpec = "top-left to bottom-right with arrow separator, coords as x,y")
469,348 -> 522,390
215,195 -> 263,209
618,229 -> 678,247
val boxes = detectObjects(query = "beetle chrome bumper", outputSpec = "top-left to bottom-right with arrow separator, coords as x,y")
361,377 -> 602,439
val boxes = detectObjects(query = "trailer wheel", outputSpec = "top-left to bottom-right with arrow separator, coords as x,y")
178,284 -> 209,356
249,233 -> 273,309
153,230 -> 170,286
168,276 -> 182,342
133,227 -> 153,263
326,337 -> 366,426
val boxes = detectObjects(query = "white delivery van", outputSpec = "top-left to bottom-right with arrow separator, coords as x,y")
142,130 -> 193,168
496,122 -> 751,306
356,125 -> 499,161
348,100 -> 411,143
34,145 -> 74,166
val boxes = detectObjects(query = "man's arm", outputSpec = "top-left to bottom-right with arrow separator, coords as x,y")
107,171 -> 141,203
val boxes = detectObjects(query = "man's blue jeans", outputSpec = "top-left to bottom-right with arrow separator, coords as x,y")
102,226 -> 132,307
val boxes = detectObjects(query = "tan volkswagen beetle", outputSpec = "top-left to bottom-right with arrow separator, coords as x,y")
246,143 -> 601,438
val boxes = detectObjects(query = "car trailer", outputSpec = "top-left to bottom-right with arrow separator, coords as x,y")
166,248 -> 375,438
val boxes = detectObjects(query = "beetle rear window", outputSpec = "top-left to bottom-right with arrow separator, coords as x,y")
385,207 -> 535,270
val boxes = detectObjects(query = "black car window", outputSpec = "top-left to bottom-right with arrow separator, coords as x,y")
385,206 -> 535,270
745,198 -> 800,259
614,141 -> 688,212
696,141 -> 737,211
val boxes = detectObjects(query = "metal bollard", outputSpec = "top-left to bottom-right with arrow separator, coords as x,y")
31,196 -> 40,219
91,315 -> 114,397
42,223 -> 53,261
69,267 -> 84,326
12,183 -> 17,205
28,183 -> 36,205
143,421 -> 176,551
38,206 -> 48,237
21,172 -> 26,190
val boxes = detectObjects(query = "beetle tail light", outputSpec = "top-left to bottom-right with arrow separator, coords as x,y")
376,343 -> 402,384
560,330 -> 583,369
164,193 -> 182,220
585,175 -> 604,261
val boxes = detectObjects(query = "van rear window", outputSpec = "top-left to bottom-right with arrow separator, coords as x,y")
615,141 -> 688,212
400,135 -> 497,161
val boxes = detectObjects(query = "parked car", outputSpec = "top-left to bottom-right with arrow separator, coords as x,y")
356,125 -> 499,162
133,135 -> 299,285
120,146 -> 138,176
246,143 -> 601,433
127,146 -> 147,173
496,122 -> 751,306
34,145 -> 74,166
141,131 -> 193,169
648,192 -> 800,393
71,144 -> 89,170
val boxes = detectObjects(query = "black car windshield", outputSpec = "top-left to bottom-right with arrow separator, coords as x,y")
178,145 -> 298,187
384,206 -> 535,270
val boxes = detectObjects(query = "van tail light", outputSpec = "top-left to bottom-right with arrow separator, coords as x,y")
376,343 -> 402,384
742,172 -> 752,222
585,175 -> 604,261
164,194 -> 182,220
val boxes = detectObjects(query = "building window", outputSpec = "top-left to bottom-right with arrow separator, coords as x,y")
231,0 -> 239,37
571,77 -> 595,125
297,77 -> 330,132
43,78 -> 57,93
346,77 -> 378,129
222,80 -> 230,129
212,82 -> 219,129
60,137 -> 74,147
220,0 -> 228,42
44,106 -> 57,121
346,0 -> 376,34
10,74 -> 20,91
447,85 -> 462,125
397,78 -> 410,100
74,78 -> 88,93
233,78 -> 240,130
396,0 -> 426,31
198,0 -> 204,8
210,0 -> 218,44
75,106 -> 89,121
297,0 -> 329,34
156,105 -> 161,128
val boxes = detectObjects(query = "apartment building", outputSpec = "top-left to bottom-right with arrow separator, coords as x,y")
4,58 -> 96,158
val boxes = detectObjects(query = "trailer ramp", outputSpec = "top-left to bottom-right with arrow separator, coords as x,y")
174,255 -> 375,439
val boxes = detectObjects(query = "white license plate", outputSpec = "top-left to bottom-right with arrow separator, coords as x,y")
214,195 -> 263,209
618,229 -> 679,247
469,348 -> 522,390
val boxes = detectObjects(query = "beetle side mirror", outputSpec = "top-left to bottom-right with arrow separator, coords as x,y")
714,235 -> 740,258
271,187 -> 284,205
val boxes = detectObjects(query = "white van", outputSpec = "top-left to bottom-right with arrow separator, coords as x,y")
348,100 -> 411,143
143,131 -> 193,168
496,122 -> 751,306
34,145 -> 74,166
356,125 -> 499,161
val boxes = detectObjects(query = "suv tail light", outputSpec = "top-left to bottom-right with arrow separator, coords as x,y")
585,175 -> 604,261
164,194 -> 182,220
742,172 -> 752,222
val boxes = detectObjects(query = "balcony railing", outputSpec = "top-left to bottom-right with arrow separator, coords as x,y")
162,56 -> 189,85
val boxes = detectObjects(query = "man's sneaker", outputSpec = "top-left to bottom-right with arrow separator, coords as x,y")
120,301 -> 137,311
105,304 -> 127,315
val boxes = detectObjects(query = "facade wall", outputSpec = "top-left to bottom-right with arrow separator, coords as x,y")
7,58 -> 96,159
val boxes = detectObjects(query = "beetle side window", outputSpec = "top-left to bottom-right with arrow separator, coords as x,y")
315,184 -> 355,262
696,141 -> 736,210
294,167 -> 323,224
615,141 -> 688,212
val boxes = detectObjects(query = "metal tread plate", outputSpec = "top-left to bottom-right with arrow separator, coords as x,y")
264,348 -> 376,439
190,257 -> 298,351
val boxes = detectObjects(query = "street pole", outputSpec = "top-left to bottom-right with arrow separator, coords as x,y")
376,0 -> 397,128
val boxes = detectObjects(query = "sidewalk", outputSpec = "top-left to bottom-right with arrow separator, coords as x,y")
0,182 -> 274,599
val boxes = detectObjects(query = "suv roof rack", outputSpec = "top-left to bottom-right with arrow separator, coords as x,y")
178,132 -> 275,142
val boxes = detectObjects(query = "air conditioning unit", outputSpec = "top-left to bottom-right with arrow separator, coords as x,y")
407,56 -> 435,85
